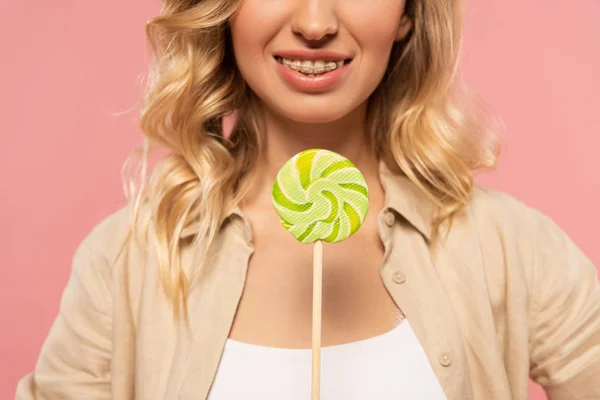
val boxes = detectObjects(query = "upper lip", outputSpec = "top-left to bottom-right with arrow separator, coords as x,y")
273,50 -> 353,61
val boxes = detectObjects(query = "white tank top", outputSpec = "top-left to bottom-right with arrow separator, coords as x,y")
207,319 -> 447,399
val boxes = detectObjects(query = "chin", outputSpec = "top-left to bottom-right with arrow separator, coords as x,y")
269,100 -> 354,124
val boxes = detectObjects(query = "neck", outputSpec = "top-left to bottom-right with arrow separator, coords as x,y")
242,100 -> 381,206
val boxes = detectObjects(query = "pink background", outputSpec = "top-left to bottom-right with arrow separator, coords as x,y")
1,1 -> 598,398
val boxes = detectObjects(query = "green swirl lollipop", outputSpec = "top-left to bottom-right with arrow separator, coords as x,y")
272,149 -> 369,244
271,148 -> 370,400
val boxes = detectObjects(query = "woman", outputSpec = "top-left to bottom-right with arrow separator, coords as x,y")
16,0 -> 599,399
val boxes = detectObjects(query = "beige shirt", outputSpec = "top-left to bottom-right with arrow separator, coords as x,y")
15,162 -> 600,400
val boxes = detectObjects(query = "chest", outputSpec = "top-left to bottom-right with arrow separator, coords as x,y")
228,211 -> 403,348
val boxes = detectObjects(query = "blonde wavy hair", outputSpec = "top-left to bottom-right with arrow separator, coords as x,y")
122,0 -> 502,319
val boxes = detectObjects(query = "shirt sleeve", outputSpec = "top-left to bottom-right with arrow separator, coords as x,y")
528,210 -> 600,400
15,237 -> 114,400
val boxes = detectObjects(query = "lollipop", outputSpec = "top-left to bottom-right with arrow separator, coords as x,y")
272,149 -> 369,243
272,149 -> 369,400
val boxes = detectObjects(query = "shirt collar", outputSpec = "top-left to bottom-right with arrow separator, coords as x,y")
180,159 -> 436,240
377,158 -> 435,240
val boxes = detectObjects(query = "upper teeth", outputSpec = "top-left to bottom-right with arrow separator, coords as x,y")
277,57 -> 347,74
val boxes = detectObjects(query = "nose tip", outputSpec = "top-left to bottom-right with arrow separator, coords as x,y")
290,2 -> 338,43
294,22 -> 337,42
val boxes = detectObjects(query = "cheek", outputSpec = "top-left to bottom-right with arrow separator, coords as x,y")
230,1 -> 285,65
229,1 -> 286,99
343,2 -> 405,72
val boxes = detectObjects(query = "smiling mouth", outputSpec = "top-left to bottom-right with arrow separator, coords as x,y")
274,56 -> 353,77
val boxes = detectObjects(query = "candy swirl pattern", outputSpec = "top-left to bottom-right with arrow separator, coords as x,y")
272,149 -> 369,244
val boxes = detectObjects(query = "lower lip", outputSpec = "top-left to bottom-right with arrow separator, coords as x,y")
274,58 -> 351,92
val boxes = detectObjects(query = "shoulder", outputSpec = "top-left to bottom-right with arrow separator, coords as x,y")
71,202 -> 145,284
466,185 -> 555,239
78,204 -> 135,259
459,186 -> 561,272
463,185 -> 584,275
469,185 -> 534,221
468,185 -> 595,268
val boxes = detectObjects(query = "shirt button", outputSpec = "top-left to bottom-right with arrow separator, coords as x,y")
438,352 -> 452,367
384,212 -> 396,227
392,270 -> 406,284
